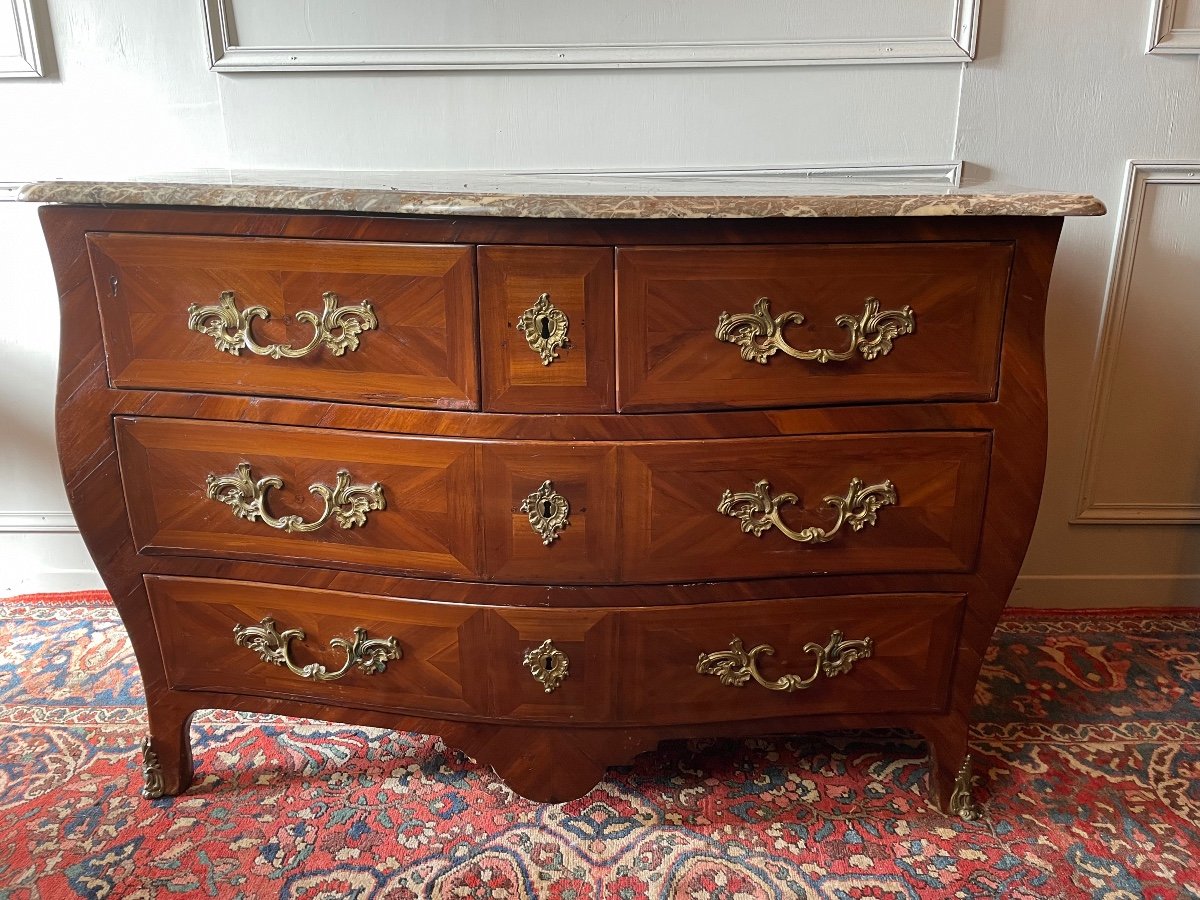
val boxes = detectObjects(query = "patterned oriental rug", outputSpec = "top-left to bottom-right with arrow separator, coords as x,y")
1,593 -> 1198,899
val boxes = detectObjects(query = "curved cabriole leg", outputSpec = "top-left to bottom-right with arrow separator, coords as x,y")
913,713 -> 981,820
142,702 -> 196,799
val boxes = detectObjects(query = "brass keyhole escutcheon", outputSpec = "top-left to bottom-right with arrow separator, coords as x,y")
516,293 -> 569,365
523,639 -> 570,693
520,480 -> 570,545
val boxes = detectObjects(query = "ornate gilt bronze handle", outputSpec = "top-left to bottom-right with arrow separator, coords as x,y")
233,617 -> 401,682
697,630 -> 873,692
719,477 -> 896,544
187,290 -> 377,359
515,293 -> 569,365
206,463 -> 385,534
715,297 -> 914,364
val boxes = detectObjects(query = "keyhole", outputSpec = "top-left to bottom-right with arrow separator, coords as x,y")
537,315 -> 551,340
541,500 -> 553,518
109,276 -> 119,297
543,655 -> 556,671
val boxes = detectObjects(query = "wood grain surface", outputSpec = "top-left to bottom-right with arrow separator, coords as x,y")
88,232 -> 479,409
478,245 -> 615,412
149,575 -> 961,727
40,203 -> 1064,812
616,242 -> 1012,412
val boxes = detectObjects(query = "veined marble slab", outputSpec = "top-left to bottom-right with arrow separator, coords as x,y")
19,170 -> 1105,218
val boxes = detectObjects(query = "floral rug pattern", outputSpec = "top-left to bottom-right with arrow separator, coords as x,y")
1,592 -> 1198,899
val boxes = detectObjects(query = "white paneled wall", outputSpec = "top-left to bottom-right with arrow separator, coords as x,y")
1,0 -> 1198,605
218,68 -> 961,172
1077,164 -> 1200,524
0,201 -> 96,594
956,0 -> 1200,606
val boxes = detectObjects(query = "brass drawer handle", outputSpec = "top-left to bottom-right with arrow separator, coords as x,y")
520,480 -> 570,545
719,477 -> 896,544
523,639 -> 570,693
516,292 -> 569,365
206,463 -> 385,534
187,290 -> 377,359
697,630 -> 873,692
234,617 -> 401,682
715,297 -> 914,364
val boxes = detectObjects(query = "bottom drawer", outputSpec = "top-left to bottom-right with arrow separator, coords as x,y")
622,592 -> 964,725
146,576 -> 962,727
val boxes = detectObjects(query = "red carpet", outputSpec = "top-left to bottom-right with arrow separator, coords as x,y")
2,592 -> 1198,898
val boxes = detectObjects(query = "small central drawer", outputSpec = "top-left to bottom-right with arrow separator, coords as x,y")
616,242 -> 1013,412
88,232 -> 479,410
478,245 -> 615,412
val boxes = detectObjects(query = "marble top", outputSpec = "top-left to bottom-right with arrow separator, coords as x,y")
19,170 -> 1105,219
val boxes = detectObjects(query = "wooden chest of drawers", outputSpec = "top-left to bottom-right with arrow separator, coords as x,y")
35,186 -> 1100,818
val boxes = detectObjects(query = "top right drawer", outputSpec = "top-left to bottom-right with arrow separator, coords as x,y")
615,242 -> 1013,412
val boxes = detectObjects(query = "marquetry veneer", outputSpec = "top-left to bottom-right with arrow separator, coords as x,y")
42,204 -> 1069,818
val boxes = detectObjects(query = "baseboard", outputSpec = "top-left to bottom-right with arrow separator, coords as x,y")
0,570 -> 105,596
1011,575 -> 1200,608
0,532 -> 102,597
0,511 -> 78,533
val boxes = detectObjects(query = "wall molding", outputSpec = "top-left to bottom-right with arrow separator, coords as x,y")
0,0 -> 42,77
0,511 -> 78,533
1075,161 -> 1200,524
204,0 -> 979,72
1148,0 -> 1200,53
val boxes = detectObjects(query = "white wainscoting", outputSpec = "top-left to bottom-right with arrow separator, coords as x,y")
0,0 -> 42,76
1147,0 -> 1200,53
204,0 -> 980,71
1075,161 -> 1200,523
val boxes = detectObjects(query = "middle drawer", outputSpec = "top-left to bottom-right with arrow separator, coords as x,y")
116,417 -> 989,583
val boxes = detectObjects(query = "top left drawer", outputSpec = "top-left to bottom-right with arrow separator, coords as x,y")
87,233 -> 479,410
